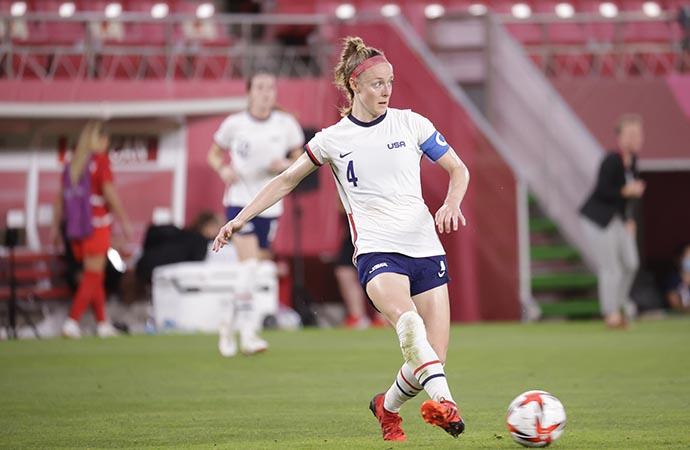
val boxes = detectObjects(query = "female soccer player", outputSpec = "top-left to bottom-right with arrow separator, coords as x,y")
212,37 -> 470,441
208,71 -> 304,357
53,120 -> 132,338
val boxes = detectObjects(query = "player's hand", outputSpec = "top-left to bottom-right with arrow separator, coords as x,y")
435,203 -> 466,234
121,220 -> 133,241
268,158 -> 291,174
218,165 -> 238,185
622,180 -> 645,198
212,220 -> 243,252
625,219 -> 637,235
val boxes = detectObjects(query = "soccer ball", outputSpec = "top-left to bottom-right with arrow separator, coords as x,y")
506,390 -> 566,447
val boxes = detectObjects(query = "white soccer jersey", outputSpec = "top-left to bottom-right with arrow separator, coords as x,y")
214,110 -> 304,217
305,108 -> 451,260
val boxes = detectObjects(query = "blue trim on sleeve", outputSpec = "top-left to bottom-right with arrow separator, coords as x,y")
420,131 -> 449,162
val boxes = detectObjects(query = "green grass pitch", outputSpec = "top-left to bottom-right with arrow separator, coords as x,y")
1,318 -> 689,449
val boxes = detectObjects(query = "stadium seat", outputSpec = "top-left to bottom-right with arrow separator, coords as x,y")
623,20 -> 676,43
505,23 -> 546,45
168,3 -> 233,80
0,250 -> 73,338
546,22 -> 589,45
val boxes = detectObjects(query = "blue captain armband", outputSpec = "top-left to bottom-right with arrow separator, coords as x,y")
420,131 -> 449,162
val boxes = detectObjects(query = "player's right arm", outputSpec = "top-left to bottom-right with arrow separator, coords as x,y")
207,142 -> 237,184
102,182 -> 133,240
213,152 -> 318,251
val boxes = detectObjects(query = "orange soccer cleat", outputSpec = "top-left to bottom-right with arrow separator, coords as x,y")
369,393 -> 406,441
420,399 -> 465,438
344,315 -> 370,329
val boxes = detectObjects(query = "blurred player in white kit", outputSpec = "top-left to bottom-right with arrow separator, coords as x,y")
208,71 -> 304,356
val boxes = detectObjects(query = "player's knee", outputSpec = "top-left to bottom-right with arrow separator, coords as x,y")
395,311 -> 426,353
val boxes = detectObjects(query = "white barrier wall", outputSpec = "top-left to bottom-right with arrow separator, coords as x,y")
152,260 -> 278,333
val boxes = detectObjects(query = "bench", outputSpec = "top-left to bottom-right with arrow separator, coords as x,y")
0,250 -> 73,338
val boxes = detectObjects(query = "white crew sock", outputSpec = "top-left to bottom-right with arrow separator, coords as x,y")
218,296 -> 235,337
395,311 -> 454,404
383,362 -> 423,413
233,259 -> 261,342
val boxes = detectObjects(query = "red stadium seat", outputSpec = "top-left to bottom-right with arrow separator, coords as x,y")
488,0 -> 515,14
506,23 -> 546,45
546,22 -> 589,45
622,20 -> 675,43
176,19 -> 233,47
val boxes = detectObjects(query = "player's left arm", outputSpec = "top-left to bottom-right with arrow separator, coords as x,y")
434,148 -> 470,234
213,153 -> 318,251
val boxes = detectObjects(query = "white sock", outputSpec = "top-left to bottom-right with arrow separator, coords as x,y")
395,311 -> 454,404
383,362 -> 423,413
234,259 -> 260,341
218,297 -> 235,337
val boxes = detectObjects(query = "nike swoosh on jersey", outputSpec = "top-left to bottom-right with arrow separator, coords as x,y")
438,271 -> 446,278
339,151 -> 353,158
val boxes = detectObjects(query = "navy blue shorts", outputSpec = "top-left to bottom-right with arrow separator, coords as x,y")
225,206 -> 278,250
356,252 -> 450,297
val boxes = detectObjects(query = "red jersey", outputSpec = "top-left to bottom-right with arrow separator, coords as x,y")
87,152 -> 113,229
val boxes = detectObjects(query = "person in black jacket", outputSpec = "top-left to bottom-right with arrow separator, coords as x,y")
580,114 -> 646,328
135,211 -> 221,285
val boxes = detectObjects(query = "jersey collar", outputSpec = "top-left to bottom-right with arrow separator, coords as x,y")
247,110 -> 273,122
347,110 -> 387,128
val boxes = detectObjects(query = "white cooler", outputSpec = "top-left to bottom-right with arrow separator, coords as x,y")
152,260 -> 278,333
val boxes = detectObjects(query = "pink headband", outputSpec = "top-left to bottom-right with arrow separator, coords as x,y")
350,55 -> 389,79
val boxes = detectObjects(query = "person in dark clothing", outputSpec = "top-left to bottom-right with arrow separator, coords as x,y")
666,242 -> 690,313
678,6 -> 690,72
580,114 -> 646,329
135,211 -> 221,285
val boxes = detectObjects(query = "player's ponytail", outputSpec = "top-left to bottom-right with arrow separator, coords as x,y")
334,36 -> 385,117
69,120 -> 104,185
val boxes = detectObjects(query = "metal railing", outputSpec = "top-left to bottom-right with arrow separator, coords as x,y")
429,10 -> 687,79
500,11 -> 686,78
0,12 -> 332,80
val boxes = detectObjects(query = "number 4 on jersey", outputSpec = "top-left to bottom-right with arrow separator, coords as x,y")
346,160 -> 358,187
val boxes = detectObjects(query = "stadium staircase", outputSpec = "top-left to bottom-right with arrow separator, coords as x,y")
528,195 -> 598,319
425,7 -> 683,319
426,12 -> 612,319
